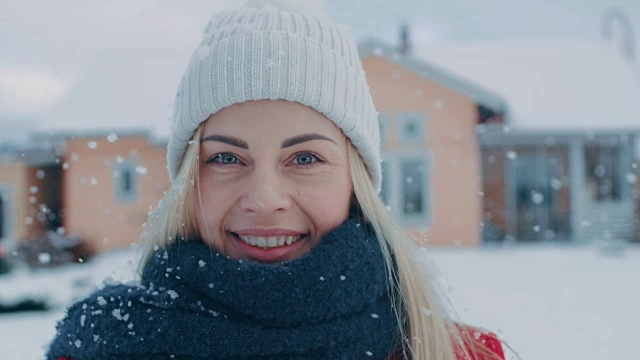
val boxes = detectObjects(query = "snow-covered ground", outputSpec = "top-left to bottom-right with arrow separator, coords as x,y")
0,243 -> 638,359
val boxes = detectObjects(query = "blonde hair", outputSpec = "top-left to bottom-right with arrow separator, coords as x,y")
138,123 -> 502,360
137,126 -> 202,269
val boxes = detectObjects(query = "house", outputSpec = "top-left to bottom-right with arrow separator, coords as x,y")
359,39 -> 508,246
0,131 -> 169,254
413,39 -> 640,242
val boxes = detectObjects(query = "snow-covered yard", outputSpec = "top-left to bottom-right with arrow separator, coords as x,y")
0,243 -> 638,359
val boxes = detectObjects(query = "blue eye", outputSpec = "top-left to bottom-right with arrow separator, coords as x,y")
294,152 -> 319,165
208,153 -> 239,165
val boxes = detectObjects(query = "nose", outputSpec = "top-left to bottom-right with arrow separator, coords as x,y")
239,168 -> 291,215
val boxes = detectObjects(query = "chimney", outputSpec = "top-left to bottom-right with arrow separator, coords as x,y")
398,22 -> 412,55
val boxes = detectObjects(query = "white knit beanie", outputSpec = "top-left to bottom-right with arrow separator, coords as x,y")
167,0 -> 381,191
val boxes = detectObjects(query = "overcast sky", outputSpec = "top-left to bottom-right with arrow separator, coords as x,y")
1,0 -> 639,137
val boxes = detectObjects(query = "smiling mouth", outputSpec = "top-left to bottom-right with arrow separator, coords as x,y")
232,233 -> 306,249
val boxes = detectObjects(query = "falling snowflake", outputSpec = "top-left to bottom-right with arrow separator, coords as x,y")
106,133 -> 119,143
38,253 -> 51,264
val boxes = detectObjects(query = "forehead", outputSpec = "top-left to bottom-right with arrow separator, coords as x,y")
202,100 -> 344,138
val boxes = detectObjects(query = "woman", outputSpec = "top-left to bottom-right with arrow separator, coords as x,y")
47,1 -> 506,359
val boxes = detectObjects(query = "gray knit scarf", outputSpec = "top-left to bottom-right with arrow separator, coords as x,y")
47,219 -> 400,359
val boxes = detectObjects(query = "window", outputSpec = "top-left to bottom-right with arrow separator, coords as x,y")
113,160 -> 138,203
380,152 -> 431,226
402,160 -> 424,215
398,111 -> 426,144
401,157 -> 430,223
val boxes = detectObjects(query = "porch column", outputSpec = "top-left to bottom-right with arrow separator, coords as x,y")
569,138 -> 584,243
504,144 -> 517,241
618,135 -> 632,200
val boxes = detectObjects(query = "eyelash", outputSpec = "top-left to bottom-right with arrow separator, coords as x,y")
204,152 -> 324,167
205,153 -> 242,165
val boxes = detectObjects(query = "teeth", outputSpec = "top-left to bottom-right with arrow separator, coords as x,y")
256,237 -> 267,247
267,237 -> 278,246
238,234 -> 301,248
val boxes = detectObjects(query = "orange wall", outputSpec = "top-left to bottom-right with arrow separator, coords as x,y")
482,148 -> 507,233
62,136 -> 169,252
363,56 -> 482,246
0,162 -> 48,244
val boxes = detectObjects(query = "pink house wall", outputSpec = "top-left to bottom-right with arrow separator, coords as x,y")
363,56 -> 482,246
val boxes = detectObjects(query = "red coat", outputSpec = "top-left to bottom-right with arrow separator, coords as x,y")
455,327 -> 505,360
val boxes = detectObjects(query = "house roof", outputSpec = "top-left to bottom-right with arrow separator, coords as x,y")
358,38 -> 511,119
414,39 -> 640,131
38,49 -> 192,140
0,146 -> 58,166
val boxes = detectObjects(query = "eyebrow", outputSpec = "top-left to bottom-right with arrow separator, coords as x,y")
200,133 -> 338,149
281,133 -> 337,148
201,135 -> 248,149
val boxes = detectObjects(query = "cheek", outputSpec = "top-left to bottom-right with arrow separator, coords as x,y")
194,185 -> 229,243
301,178 -> 352,231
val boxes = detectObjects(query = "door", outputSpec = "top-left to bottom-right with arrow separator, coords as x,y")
513,146 -> 571,241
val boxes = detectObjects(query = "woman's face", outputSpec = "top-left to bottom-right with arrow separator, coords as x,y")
196,100 -> 353,263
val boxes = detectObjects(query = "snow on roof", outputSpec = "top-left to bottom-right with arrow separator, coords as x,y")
359,39 -> 510,116
415,39 -> 640,130
38,49 -> 192,139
